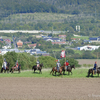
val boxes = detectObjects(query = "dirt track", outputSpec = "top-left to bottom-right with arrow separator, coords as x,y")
0,77 -> 100,100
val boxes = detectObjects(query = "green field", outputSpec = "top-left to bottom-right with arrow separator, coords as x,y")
1,13 -> 74,23
0,68 -> 99,78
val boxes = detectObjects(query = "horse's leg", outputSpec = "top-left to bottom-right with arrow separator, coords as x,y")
91,71 -> 93,77
50,70 -> 52,74
34,69 -> 35,73
4,69 -> 6,73
50,69 -> 53,74
52,70 -> 54,75
71,71 -> 72,75
39,69 -> 42,74
55,71 -> 57,76
63,70 -> 65,75
68,72 -> 69,75
60,71 -> 63,78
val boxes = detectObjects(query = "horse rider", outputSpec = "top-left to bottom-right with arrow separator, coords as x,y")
56,59 -> 61,72
36,59 -> 40,69
93,61 -> 98,74
15,60 -> 19,69
2,58 -> 7,70
64,60 -> 69,70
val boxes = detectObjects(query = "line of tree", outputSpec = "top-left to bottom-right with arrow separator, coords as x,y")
0,52 -> 80,70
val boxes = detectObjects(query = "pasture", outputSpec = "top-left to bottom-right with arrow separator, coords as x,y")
0,68 -> 99,78
0,59 -> 100,100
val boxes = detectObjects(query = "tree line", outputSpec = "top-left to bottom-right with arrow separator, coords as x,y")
0,52 -> 80,70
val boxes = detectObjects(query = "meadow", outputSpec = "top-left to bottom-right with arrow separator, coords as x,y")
0,68 -> 99,78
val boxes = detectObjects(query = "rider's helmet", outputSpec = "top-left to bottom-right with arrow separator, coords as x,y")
95,61 -> 97,64
4,58 -> 6,61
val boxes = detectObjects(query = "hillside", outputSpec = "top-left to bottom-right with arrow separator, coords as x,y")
37,0 -> 100,16
0,0 -> 100,36
0,0 -> 100,19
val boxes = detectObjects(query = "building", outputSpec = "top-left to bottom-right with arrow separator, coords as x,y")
17,40 -> 23,48
77,45 -> 100,51
89,37 -> 100,42
30,49 -> 49,56
28,43 -> 37,48
59,35 -> 66,41
43,38 -> 60,42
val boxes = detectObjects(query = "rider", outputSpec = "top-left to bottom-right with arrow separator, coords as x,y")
64,60 -> 69,70
15,60 -> 19,69
56,59 -> 61,71
36,59 -> 40,69
93,61 -> 98,74
2,58 -> 7,70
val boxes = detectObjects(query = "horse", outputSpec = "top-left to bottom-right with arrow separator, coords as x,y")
87,67 -> 100,77
63,65 -> 75,75
32,63 -> 44,74
10,65 -> 21,73
1,62 -> 10,73
50,66 -> 65,77
97,67 -> 100,76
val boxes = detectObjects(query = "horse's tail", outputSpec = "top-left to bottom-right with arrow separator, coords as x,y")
50,68 -> 53,74
1,68 -> 3,73
32,66 -> 34,70
87,69 -> 90,77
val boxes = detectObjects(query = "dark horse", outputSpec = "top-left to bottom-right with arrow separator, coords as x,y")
1,62 -> 10,73
50,66 -> 65,77
32,63 -> 44,74
87,67 -> 100,77
63,65 -> 75,75
10,65 -> 21,73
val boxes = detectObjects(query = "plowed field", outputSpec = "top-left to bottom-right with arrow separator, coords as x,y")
0,77 -> 100,100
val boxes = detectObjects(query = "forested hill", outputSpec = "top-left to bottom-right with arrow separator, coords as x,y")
0,0 -> 100,19
37,0 -> 100,15
0,0 -> 60,19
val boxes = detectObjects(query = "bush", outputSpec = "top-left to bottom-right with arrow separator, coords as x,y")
60,57 -> 81,67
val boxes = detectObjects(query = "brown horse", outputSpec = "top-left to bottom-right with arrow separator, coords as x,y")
50,66 -> 65,77
87,67 -> 100,77
10,65 -> 21,73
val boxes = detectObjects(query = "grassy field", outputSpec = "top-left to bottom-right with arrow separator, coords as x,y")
0,68 -> 99,78
1,13 -> 74,23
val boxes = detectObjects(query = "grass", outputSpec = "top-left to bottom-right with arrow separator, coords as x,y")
1,13 -> 74,23
72,36 -> 89,40
0,68 -> 99,78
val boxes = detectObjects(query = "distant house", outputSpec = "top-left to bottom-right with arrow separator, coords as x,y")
83,40 -> 91,43
30,49 -> 49,56
17,40 -> 23,48
4,39 -> 11,45
89,37 -> 100,42
71,38 -> 80,41
43,38 -> 60,42
28,43 -> 37,48
28,43 -> 41,48
52,41 -> 66,45
77,45 -> 100,51
59,35 -> 66,41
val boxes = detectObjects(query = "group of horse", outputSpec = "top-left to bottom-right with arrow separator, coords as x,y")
32,63 -> 75,77
0,62 -> 21,74
1,62 -> 100,78
50,65 -> 75,77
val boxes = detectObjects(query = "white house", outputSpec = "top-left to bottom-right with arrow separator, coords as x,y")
77,45 -> 100,51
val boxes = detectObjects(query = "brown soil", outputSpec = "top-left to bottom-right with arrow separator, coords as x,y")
0,77 -> 100,100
